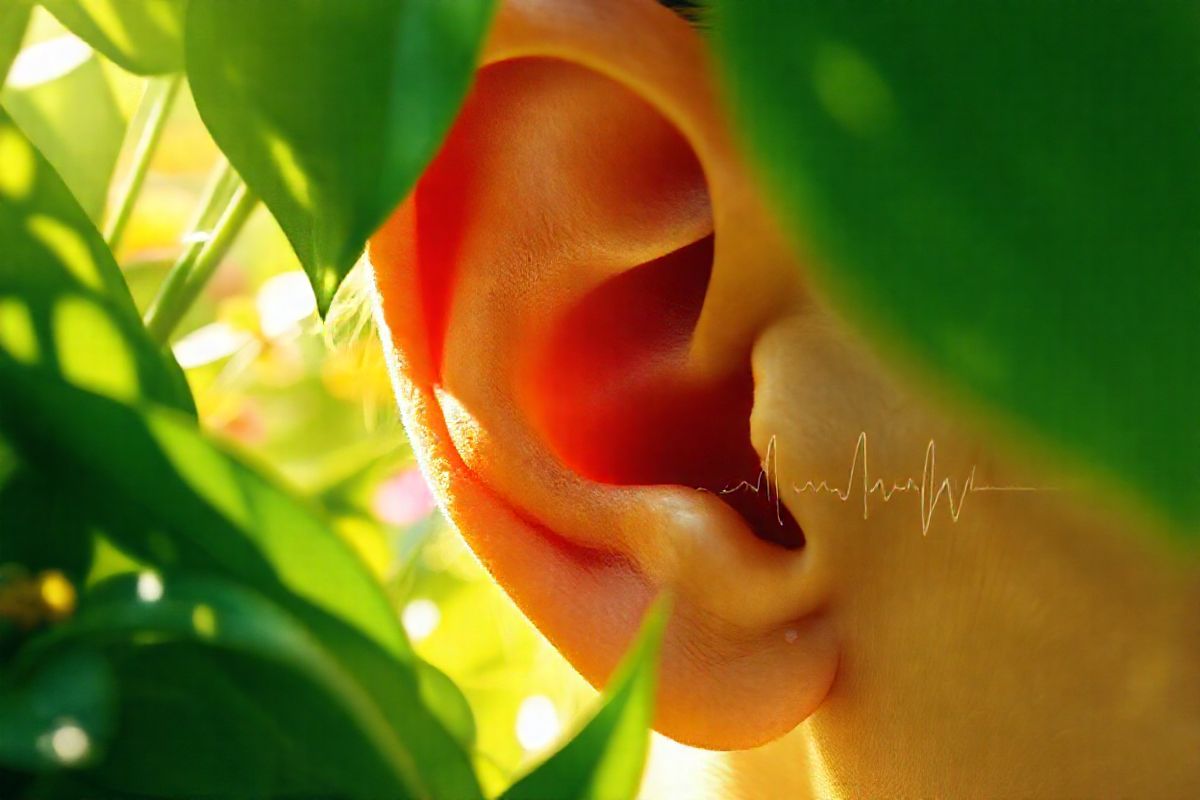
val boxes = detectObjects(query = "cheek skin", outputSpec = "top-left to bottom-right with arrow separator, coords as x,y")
750,305 -> 1200,797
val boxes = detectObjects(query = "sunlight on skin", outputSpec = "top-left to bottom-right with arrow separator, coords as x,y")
369,2 -> 1200,795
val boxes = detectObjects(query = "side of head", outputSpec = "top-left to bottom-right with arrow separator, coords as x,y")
369,1 -> 1200,795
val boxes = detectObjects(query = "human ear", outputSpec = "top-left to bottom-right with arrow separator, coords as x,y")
369,0 -> 838,749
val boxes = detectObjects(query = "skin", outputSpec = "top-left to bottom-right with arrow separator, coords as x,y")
369,0 -> 1200,795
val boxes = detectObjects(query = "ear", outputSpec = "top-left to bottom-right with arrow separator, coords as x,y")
370,0 -> 838,749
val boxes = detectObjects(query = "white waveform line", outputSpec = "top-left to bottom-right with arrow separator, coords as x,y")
721,433 -> 1050,536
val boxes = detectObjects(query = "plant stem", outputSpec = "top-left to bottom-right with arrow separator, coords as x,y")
104,73 -> 183,250
144,178 -> 258,344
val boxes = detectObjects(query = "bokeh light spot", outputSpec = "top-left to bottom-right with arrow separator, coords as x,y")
373,468 -> 437,526
47,722 -> 90,765
515,694 -> 561,753
38,571 -> 76,621
401,598 -> 440,642
137,572 -> 164,603
257,270 -> 317,338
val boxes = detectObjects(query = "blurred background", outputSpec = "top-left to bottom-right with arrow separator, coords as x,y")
5,8 -> 623,796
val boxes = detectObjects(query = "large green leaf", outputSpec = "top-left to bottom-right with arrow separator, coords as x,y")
0,105 -> 191,412
0,647 -> 114,772
16,573 -> 425,798
0,1 -> 30,86
0,467 -> 93,585
0,361 -> 409,661
713,2 -> 1200,533
3,53 -> 126,222
38,0 -> 184,75
185,0 -> 496,314
501,598 -> 669,800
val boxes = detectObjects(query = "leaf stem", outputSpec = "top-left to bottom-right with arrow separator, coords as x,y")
103,73 -> 183,250
144,173 -> 258,344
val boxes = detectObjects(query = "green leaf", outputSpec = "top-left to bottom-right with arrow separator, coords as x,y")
0,467 -> 93,585
3,53 -> 126,222
713,2 -> 1200,533
0,362 -> 481,797
0,105 -> 192,413
0,1 -> 30,86
185,0 -> 496,314
0,648 -> 115,772
38,0 -> 184,75
501,597 -> 669,800
0,362 -> 408,661
18,573 -> 423,798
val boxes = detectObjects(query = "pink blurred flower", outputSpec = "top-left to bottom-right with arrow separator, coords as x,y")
372,468 -> 437,526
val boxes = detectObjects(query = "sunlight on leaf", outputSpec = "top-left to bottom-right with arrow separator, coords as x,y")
39,0 -> 184,75
53,295 -> 139,402
0,107 -> 193,413
5,34 -> 91,89
185,0 -> 497,314
501,597 -> 670,800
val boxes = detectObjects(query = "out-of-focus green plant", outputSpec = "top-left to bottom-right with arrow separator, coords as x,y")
0,5 -> 664,799
713,0 -> 1200,536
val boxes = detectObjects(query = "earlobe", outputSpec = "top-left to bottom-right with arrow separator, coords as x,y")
370,0 -> 838,748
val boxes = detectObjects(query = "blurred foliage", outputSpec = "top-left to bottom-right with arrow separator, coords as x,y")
714,0 -> 1200,535
0,7 -> 660,799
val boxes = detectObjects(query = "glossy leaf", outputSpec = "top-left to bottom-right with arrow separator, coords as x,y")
0,648 -> 114,772
0,362 -> 408,661
39,0 -> 184,75
501,597 -> 669,800
0,106 -> 192,413
713,1 -> 1200,532
17,573 -> 422,798
185,0 -> 496,313
4,53 -> 126,222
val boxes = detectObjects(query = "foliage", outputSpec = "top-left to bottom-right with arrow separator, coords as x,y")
713,0 -> 1200,535
186,0 -> 497,315
0,5 -> 662,799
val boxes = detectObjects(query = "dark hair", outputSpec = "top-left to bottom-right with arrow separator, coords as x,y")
658,0 -> 707,24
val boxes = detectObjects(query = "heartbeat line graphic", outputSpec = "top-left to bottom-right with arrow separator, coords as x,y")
721,433 -> 1050,536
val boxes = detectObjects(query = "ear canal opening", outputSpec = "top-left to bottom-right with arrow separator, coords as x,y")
529,235 -> 805,550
